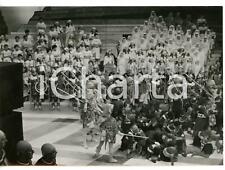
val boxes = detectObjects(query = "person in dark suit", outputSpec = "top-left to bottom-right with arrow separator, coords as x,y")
111,98 -> 124,120
35,143 -> 57,166
15,140 -> 33,165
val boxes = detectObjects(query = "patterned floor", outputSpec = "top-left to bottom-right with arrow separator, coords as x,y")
17,101 -> 223,166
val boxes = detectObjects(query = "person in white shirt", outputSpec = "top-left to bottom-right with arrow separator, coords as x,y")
138,38 -> 148,51
117,50 -> 129,75
12,44 -> 23,59
67,34 -> 75,47
73,46 -> 84,62
51,37 -> 62,51
17,54 -> 24,64
132,27 -> 140,45
76,25 -> 85,42
1,35 -> 10,49
120,37 -> 129,52
21,35 -> 33,50
36,17 -> 47,33
1,44 -> 12,62
183,36 -> 192,53
82,45 -> 93,69
61,48 -> 71,63
91,33 -> 102,60
65,20 -> 75,47
34,47 -> 44,61
49,26 -> 59,38
25,29 -> 34,43
68,45 -> 76,59
51,45 -> 61,63
25,54 -> 35,71
12,36 -> 22,49
90,27 -> 98,37
103,49 -> 115,75
82,34 -> 90,47
54,21 -> 63,34
37,31 -> 48,44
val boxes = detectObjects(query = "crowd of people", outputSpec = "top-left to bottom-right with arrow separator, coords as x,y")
0,10 -> 223,165
0,130 -> 57,165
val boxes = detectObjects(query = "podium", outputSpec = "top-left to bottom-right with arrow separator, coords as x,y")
0,63 -> 24,162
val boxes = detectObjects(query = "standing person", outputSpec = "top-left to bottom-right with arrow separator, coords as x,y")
165,12 -> 174,27
29,69 -> 41,110
49,71 -> 60,111
93,109 -> 119,163
81,81 -> 99,149
0,130 -> 8,166
91,33 -> 102,61
103,50 -> 115,76
111,98 -> 124,120
193,103 -> 209,147
117,50 -> 128,75
65,20 -> 75,47
82,45 -> 93,70
36,17 -> 47,34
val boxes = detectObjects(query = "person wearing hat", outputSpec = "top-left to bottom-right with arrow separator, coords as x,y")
190,127 -> 219,158
192,104 -> 209,147
90,27 -> 98,36
81,80 -> 101,148
160,146 -> 178,165
35,143 -> 57,166
93,109 -> 119,163
15,140 -> 33,165
132,26 -> 140,45
0,130 -> 8,166
145,139 -> 161,163
120,119 -> 146,158
119,108 -> 133,151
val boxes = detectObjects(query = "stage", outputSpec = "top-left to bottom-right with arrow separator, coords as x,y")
18,101 -> 223,166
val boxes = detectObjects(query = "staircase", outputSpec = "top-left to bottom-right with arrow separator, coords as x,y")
7,7 -> 222,55
10,24 -> 138,55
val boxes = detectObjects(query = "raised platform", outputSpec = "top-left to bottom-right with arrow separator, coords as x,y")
17,101 -> 223,166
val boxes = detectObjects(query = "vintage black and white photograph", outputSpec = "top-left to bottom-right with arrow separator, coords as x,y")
0,6 -> 223,166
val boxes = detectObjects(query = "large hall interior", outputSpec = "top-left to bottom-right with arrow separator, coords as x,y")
0,6 -> 223,166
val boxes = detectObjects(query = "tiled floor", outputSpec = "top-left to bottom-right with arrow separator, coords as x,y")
17,101 -> 223,166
